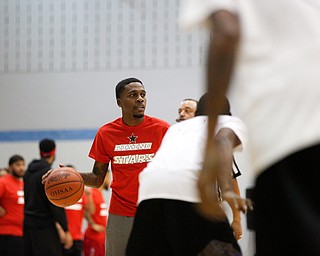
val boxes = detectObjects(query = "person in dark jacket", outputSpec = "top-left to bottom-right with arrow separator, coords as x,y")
23,138 -> 72,256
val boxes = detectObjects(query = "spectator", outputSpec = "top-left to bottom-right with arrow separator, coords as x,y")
176,98 -> 198,122
0,155 -> 25,256
83,173 -> 110,256
24,138 -> 72,256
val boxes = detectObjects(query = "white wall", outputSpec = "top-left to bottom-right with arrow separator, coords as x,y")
0,68 -> 205,131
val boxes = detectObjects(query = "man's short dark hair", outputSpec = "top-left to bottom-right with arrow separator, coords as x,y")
196,93 -> 231,116
115,78 -> 143,99
39,138 -> 56,158
8,155 -> 24,166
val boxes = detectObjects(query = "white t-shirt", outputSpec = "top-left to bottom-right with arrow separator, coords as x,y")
138,115 -> 248,204
180,0 -> 320,175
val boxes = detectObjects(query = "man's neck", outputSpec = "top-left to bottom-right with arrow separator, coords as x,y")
11,172 -> 22,180
42,156 -> 54,165
122,116 -> 145,126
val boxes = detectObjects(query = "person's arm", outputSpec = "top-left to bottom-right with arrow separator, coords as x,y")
50,204 -> 69,231
214,128 -> 244,239
84,190 -> 105,233
55,222 -> 66,244
231,179 -> 242,240
0,183 -> 6,217
84,187 -> 96,215
84,209 -> 105,233
197,10 -> 241,220
42,161 -> 108,188
0,206 -> 5,217
55,222 -> 73,249
80,161 -> 109,188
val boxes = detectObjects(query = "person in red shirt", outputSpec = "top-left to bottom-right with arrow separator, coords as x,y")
83,185 -> 107,256
0,155 -> 25,256
80,78 -> 169,256
42,78 -> 170,255
83,172 -> 111,256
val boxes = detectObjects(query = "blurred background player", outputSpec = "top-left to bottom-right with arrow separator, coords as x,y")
176,98 -> 198,122
56,164 -> 88,256
83,172 -> 110,256
176,97 -> 243,240
127,93 -> 248,256
180,0 -> 320,255
0,155 -> 25,256
24,138 -> 72,256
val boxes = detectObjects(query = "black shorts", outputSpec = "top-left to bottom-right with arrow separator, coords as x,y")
126,199 -> 240,256
253,144 -> 320,256
62,240 -> 83,256
23,224 -> 62,256
0,235 -> 24,256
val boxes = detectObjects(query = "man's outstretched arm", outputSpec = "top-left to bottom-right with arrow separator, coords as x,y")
80,161 -> 109,188
42,161 -> 108,189
198,10 -> 241,220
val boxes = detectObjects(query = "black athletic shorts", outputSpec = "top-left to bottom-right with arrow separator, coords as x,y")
23,224 -> 62,256
0,235 -> 24,256
126,199 -> 240,256
253,144 -> 320,256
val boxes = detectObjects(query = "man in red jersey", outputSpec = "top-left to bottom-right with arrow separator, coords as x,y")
42,78 -> 169,255
80,78 -> 169,256
0,155 -> 25,256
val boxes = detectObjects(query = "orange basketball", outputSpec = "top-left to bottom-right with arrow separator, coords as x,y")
45,167 -> 84,207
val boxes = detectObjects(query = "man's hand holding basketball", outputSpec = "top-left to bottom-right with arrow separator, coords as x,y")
41,169 -> 53,184
41,164 -> 65,184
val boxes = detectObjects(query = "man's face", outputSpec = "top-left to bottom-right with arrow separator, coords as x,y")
117,82 -> 147,120
177,100 -> 197,122
9,160 -> 25,178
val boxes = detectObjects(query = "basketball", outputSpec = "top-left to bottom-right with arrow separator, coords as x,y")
45,166 -> 84,207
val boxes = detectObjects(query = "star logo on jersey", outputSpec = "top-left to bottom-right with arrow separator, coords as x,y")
127,133 -> 138,143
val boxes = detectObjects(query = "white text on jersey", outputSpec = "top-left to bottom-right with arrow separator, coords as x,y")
113,154 -> 155,164
114,143 -> 152,151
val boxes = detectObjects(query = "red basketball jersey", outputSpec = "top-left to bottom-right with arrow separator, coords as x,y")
84,188 -> 107,242
65,193 -> 88,240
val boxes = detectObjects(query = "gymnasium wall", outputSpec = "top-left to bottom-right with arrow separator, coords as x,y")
0,0 -> 255,254
0,0 -> 207,167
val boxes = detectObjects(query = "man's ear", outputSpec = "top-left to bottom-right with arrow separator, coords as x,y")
117,98 -> 121,107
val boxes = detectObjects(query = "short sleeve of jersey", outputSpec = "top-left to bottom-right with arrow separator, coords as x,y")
216,115 -> 248,152
179,0 -> 238,30
89,129 -> 111,164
